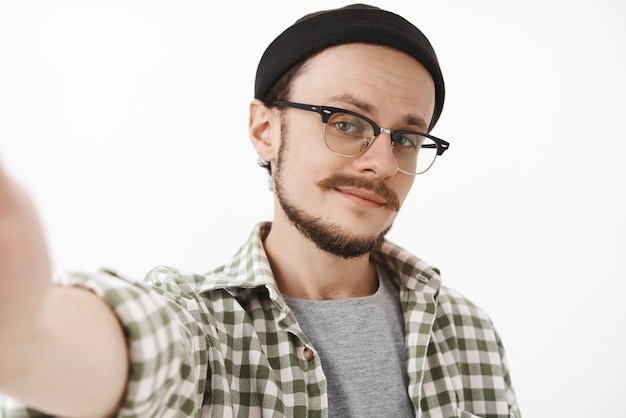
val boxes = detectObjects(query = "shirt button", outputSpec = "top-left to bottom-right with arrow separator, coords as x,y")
303,347 -> 314,361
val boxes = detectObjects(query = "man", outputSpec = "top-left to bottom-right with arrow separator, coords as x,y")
0,4 -> 520,418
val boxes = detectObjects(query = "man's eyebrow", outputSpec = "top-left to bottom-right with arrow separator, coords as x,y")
328,93 -> 373,113
402,115 -> 428,131
328,93 -> 428,131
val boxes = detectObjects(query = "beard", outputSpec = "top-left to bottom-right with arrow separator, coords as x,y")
272,126 -> 398,259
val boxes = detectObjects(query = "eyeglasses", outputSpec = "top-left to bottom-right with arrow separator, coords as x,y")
273,100 -> 450,175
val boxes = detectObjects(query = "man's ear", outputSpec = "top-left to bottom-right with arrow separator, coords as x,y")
249,99 -> 280,164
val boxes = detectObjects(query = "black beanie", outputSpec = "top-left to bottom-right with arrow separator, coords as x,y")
254,4 -> 445,130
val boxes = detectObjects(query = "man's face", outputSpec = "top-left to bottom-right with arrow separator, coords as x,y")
271,43 -> 436,258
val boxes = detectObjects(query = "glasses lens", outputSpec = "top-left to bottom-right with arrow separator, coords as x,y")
323,111 -> 439,175
392,133 -> 438,175
324,112 -> 376,156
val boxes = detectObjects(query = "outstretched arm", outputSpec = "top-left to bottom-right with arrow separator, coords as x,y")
0,167 -> 128,418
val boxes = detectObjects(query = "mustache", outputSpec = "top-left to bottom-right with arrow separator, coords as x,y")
316,174 -> 401,212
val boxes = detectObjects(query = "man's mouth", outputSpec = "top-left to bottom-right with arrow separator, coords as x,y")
336,187 -> 388,207
316,174 -> 400,212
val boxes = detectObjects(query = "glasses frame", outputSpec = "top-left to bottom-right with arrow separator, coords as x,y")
272,100 -> 450,175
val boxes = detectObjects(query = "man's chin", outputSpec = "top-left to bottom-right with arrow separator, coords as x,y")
300,221 -> 392,259
275,179 -> 392,258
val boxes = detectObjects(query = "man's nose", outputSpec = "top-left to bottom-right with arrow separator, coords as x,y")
353,131 -> 399,178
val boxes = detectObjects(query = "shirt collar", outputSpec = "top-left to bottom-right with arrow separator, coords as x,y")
199,222 -> 442,300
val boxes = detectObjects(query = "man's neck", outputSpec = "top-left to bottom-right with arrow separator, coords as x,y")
262,219 -> 378,300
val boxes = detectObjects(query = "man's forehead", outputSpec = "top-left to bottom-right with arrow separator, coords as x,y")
289,46 -> 435,128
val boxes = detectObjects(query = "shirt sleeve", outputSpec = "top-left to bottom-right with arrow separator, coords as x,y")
1,268 -> 209,418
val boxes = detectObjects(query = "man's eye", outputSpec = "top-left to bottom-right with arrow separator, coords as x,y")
395,135 -> 417,149
336,121 -> 355,132
330,114 -> 368,136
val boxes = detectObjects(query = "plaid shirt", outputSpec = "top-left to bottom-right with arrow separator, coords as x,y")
2,223 -> 520,418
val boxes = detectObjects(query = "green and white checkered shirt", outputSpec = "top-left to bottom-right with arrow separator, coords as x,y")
2,223 -> 520,418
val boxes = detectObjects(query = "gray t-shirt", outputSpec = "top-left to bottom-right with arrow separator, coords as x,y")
284,264 -> 414,417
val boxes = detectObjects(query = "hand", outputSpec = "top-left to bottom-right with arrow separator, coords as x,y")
0,166 -> 51,344
0,167 -> 129,417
